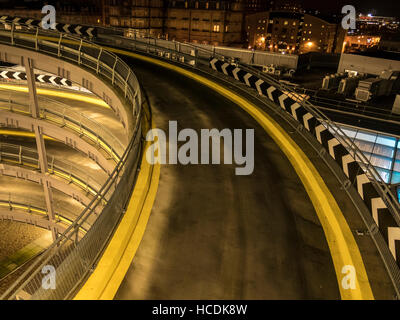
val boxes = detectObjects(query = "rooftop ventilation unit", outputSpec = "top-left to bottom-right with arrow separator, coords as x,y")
322,72 -> 348,90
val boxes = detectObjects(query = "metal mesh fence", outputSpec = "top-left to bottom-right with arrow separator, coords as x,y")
0,22 -> 148,300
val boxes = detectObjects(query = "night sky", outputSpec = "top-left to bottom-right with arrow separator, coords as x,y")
300,0 -> 400,17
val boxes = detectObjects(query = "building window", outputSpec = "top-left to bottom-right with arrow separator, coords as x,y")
284,21 -> 288,25
213,25 -> 220,32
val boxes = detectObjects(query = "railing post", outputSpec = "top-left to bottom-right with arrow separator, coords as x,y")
10,22 -> 14,45
50,156 -> 54,173
35,28 -> 39,51
111,56 -> 118,85
57,33 -> 63,57
124,69 -> 130,98
96,48 -> 103,74
78,39 -> 83,65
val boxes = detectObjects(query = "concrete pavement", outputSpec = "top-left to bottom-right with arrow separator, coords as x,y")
114,57 -> 340,299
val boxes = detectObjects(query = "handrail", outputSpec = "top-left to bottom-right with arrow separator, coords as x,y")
0,21 -> 146,300
0,142 -> 104,198
1,19 -> 399,298
115,32 -> 400,221
0,195 -> 88,233
0,93 -> 125,161
0,22 -> 142,131
91,31 -> 400,297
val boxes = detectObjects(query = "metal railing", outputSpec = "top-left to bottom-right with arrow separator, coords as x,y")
0,22 -> 142,131
1,21 -> 400,298
93,31 -> 400,297
110,32 -> 400,218
0,143 -> 105,198
0,22 -> 147,299
0,93 -> 125,162
0,192 -> 88,233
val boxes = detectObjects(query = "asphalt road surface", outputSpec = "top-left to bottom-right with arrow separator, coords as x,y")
114,56 -> 341,299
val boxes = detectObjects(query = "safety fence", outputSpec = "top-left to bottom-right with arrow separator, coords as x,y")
0,22 -> 148,300
0,142 -> 105,199
0,192 -> 89,235
0,22 -> 142,131
0,94 -> 125,162
95,30 -> 400,297
1,20 -> 400,298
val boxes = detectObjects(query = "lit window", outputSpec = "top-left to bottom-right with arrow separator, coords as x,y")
213,25 -> 220,32
284,21 -> 288,25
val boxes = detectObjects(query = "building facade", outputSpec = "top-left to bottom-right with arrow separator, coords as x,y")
0,0 -> 104,25
107,0 -> 245,46
245,11 -> 346,54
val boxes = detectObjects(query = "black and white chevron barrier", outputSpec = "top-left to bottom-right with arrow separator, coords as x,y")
210,57 -> 400,266
0,15 -> 96,38
0,69 -> 72,86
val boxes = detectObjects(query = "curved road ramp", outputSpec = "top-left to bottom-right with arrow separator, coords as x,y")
0,18 -> 399,302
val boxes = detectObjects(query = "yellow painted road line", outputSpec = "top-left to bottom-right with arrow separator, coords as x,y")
0,129 -> 56,141
0,84 -> 109,108
106,49 -> 374,300
9,35 -> 373,298
74,131 -> 160,300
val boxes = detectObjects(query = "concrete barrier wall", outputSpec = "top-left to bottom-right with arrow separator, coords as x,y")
338,53 -> 400,75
